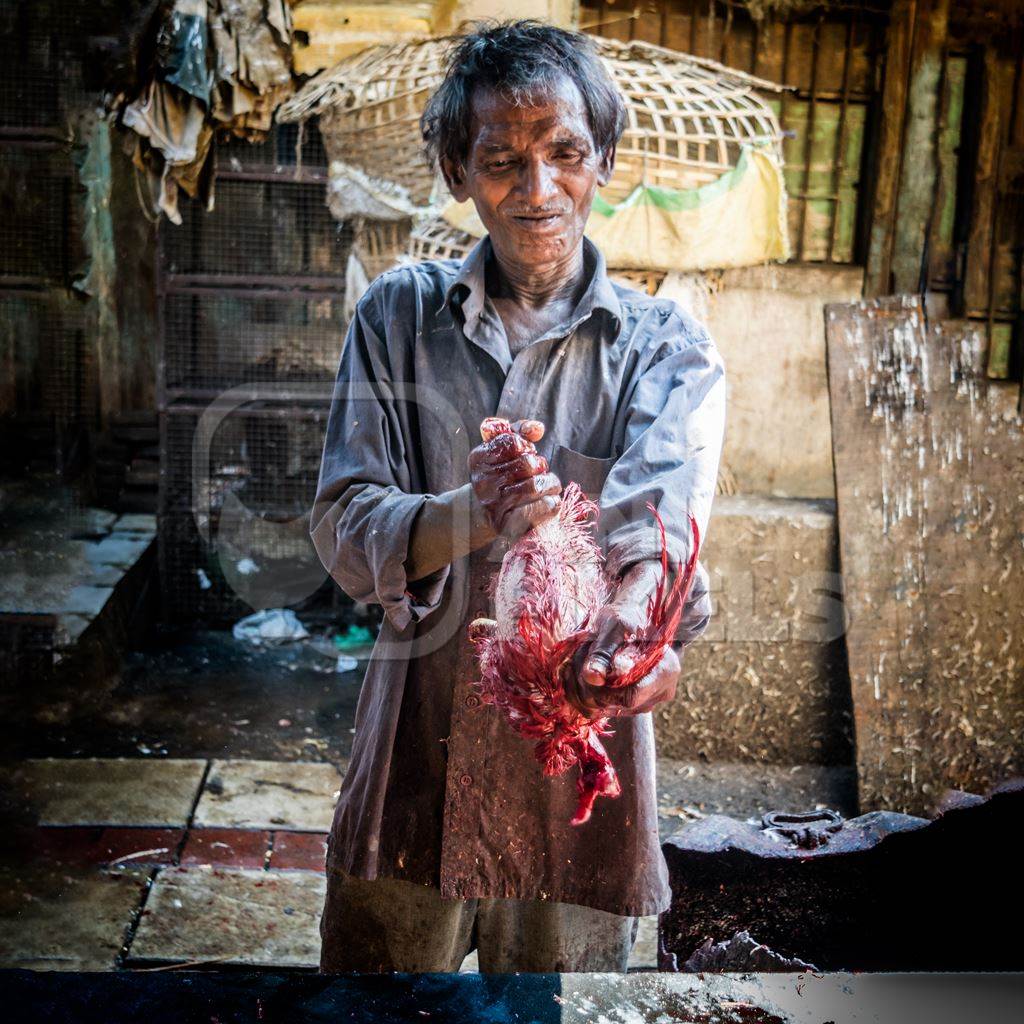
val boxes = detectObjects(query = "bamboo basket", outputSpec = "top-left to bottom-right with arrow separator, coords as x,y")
278,36 -> 786,209
407,216 -> 477,264
351,217 -> 413,278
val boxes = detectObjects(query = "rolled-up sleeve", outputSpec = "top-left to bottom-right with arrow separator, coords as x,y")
310,281 -> 449,631
601,307 -> 726,642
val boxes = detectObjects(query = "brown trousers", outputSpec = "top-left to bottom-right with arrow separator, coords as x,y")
319,868 -> 639,973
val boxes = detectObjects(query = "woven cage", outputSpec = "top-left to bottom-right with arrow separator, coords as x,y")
279,36 -> 785,209
351,217 -> 413,278
279,39 -> 444,207
407,216 -> 476,265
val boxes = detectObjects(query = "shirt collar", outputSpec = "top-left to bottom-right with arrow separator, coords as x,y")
443,234 -> 623,344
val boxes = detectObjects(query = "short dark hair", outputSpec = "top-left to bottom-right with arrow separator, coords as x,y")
421,20 -> 626,172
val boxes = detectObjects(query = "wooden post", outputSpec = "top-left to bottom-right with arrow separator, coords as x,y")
864,0 -> 916,297
963,49 -> 1004,319
891,0 -> 949,294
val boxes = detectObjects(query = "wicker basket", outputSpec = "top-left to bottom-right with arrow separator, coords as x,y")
279,39 -> 445,207
279,36 -> 785,209
407,216 -> 477,264
351,217 -> 413,278
598,41 -> 784,203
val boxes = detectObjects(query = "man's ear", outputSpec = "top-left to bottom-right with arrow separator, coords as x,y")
597,143 -> 616,188
441,155 -> 470,202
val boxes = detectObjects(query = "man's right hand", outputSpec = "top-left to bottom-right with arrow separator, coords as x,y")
468,418 -> 562,537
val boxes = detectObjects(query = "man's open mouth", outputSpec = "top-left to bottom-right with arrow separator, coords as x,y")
510,212 -> 565,230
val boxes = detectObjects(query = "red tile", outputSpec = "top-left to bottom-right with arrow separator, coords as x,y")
180,828 -> 270,868
28,827 -> 182,866
269,831 -> 328,872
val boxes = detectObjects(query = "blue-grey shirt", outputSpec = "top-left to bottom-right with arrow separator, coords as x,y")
311,236 -> 725,916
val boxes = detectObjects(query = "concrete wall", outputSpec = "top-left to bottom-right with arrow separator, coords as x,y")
654,495 -> 854,766
659,265 -> 864,499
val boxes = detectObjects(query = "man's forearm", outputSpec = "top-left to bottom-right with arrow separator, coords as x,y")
405,484 -> 498,582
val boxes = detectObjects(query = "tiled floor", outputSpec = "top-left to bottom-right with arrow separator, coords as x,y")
1,757 -> 675,973
15,758 -> 207,827
0,865 -> 150,971
130,868 -> 325,968
193,760 -> 341,831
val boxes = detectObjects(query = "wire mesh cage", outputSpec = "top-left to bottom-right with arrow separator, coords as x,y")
160,401 -> 329,517
159,401 -> 333,625
217,120 -> 328,177
158,507 -> 334,626
278,35 -> 786,208
157,121 -> 346,619
161,289 -> 347,393
0,1 -> 90,132
0,147 -> 79,285
0,289 -> 93,425
162,180 -> 352,279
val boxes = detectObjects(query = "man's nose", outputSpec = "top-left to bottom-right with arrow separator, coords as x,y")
517,157 -> 559,208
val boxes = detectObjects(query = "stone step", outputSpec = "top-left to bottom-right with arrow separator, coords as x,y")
655,494 -> 852,769
0,478 -> 158,682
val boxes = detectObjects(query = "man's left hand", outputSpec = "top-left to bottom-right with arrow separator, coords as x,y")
565,644 -> 680,718
563,561 -> 683,718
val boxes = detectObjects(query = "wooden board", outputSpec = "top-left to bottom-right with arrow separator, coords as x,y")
826,295 -> 1024,814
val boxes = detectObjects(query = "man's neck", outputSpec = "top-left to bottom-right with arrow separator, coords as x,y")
487,243 -> 587,310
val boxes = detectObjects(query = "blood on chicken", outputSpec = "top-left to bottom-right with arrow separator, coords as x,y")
468,417 -> 701,825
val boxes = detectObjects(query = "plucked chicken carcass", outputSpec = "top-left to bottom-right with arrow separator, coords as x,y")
469,417 -> 701,825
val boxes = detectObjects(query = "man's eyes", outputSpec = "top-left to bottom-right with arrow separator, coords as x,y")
484,151 -> 584,171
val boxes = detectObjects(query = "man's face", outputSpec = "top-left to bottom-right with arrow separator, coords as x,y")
443,73 -> 614,269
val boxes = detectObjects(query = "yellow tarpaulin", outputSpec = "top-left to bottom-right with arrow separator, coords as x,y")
442,146 -> 790,273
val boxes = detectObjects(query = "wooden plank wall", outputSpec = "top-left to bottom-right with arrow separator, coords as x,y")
866,0 -> 1023,384
579,0 -> 890,265
826,295 -> 1024,813
581,1 -> 1021,387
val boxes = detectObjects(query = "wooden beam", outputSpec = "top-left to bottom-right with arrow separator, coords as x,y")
891,0 -> 949,294
963,50 -> 1004,317
864,0 -> 916,296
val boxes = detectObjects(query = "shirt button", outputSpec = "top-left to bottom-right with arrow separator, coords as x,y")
464,694 -> 481,709
459,774 -> 473,787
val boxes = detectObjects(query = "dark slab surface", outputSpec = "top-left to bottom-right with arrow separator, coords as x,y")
660,781 -> 1023,972
2,969 -> 1023,1024
825,297 -> 1024,813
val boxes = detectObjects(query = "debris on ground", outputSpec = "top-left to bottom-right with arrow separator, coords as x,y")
232,609 -> 309,646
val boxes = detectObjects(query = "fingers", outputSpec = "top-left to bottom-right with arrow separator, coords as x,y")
479,417 -> 545,444
580,614 -> 627,688
498,471 -> 561,505
502,495 -> 561,540
499,451 -> 548,482
563,657 -> 605,717
510,418 -> 544,443
470,418 -> 553,536
480,417 -> 511,442
590,647 -> 681,717
610,648 -> 637,677
469,430 -> 533,468
491,473 -> 561,534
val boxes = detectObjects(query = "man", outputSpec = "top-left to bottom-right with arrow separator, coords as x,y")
311,20 -> 725,973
